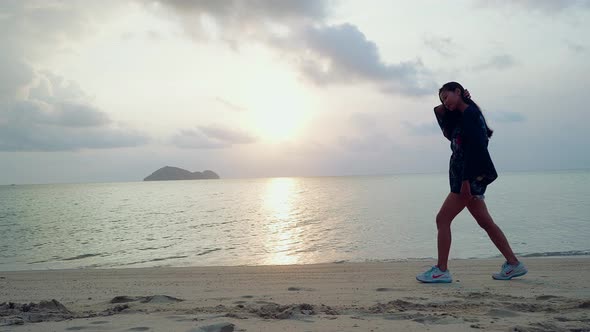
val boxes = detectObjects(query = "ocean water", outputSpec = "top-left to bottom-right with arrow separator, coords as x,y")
0,171 -> 588,271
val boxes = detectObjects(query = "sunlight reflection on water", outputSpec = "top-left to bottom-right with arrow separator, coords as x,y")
263,178 -> 302,265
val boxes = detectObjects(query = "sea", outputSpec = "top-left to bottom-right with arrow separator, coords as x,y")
0,170 -> 588,272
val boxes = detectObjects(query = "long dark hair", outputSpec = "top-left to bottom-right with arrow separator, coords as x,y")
439,82 -> 493,139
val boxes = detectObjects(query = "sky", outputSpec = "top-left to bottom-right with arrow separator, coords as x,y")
1,0 -> 589,184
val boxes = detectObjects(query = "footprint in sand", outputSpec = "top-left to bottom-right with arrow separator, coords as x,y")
375,288 -> 394,292
89,321 -> 110,325
287,287 -> 315,291
165,315 -> 196,322
488,308 -> 520,318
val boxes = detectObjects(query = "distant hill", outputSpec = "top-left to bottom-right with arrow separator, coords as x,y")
143,166 -> 220,181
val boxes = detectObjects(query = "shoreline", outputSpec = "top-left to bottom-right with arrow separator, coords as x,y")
2,252 -> 589,274
1,257 -> 589,331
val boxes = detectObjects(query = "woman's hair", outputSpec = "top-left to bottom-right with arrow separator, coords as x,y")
439,82 -> 493,138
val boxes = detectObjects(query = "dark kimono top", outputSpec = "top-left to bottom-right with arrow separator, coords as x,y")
434,105 -> 498,186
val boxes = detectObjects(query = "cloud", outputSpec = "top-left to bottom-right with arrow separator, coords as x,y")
198,125 -> 257,144
424,35 -> 456,57
0,54 -> 34,99
5,100 -> 110,128
486,111 -> 526,123
171,125 -> 256,149
403,121 -> 440,136
475,0 -> 590,13
0,1 -> 123,60
349,112 -> 378,130
0,1 -> 149,152
473,54 -> 518,71
0,58 -> 148,152
171,129 -> 227,149
0,119 -> 147,152
565,40 -> 586,53
214,97 -> 246,112
290,23 -> 435,95
0,95 -> 147,151
338,133 -> 395,153
151,0 -> 436,96
159,0 -> 327,22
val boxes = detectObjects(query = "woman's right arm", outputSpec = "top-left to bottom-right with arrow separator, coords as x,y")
433,89 -> 470,140
434,105 -> 450,140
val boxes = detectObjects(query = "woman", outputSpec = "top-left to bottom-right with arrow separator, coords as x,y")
416,82 -> 527,283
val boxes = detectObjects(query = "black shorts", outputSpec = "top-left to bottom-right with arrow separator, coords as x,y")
450,177 -> 487,199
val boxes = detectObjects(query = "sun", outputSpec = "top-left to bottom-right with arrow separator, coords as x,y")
244,74 -> 313,143
227,47 -> 314,143
253,93 -> 309,141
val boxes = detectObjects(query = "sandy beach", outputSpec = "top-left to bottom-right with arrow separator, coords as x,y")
1,257 -> 589,331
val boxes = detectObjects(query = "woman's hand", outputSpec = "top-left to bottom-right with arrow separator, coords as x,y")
464,89 -> 471,99
460,180 -> 472,201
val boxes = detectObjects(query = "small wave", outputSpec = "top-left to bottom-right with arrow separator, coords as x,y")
28,256 -> 63,264
137,244 -> 173,251
197,248 -> 222,256
123,255 -> 188,266
62,253 -> 103,261
0,212 -> 18,219
28,259 -> 56,264
519,250 -> 590,258
148,255 -> 188,262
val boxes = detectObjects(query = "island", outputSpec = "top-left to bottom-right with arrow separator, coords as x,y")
143,166 -> 220,181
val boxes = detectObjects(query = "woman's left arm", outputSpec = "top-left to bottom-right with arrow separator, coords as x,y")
461,109 -> 488,182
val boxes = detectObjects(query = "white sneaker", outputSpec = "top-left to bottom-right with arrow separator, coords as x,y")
416,266 -> 452,283
492,261 -> 528,280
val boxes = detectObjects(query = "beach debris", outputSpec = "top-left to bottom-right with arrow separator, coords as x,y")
112,304 -> 129,312
258,303 -> 293,319
248,303 -> 319,319
319,304 -> 340,315
299,303 -> 315,315
0,300 -> 73,325
98,304 -> 130,316
369,299 -> 425,313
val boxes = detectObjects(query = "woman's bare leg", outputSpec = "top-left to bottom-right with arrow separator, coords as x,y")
436,193 -> 468,271
466,199 -> 518,265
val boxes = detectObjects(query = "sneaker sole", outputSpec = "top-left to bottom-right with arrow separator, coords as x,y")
492,270 -> 528,280
416,276 -> 452,283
